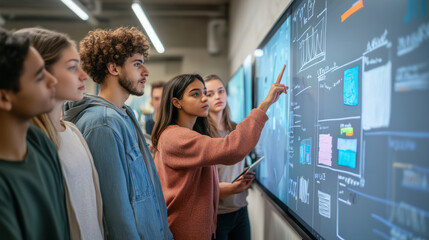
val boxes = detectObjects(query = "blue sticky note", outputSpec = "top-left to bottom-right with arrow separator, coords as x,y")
404,0 -> 427,23
300,138 -> 312,165
338,150 -> 357,168
343,66 -> 359,106
337,138 -> 357,168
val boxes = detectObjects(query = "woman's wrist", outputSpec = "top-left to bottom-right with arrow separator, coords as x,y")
219,182 -> 235,200
257,100 -> 270,113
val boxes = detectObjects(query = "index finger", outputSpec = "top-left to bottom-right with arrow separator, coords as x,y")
276,64 -> 286,84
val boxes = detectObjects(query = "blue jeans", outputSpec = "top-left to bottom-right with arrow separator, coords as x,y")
216,206 -> 251,240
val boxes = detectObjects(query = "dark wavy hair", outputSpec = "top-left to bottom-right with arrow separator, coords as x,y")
152,74 -> 211,150
0,28 -> 30,92
79,27 -> 150,84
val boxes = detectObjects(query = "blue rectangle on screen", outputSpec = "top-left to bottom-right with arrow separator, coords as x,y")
337,138 -> 357,168
300,138 -> 312,165
338,150 -> 357,168
343,66 -> 359,106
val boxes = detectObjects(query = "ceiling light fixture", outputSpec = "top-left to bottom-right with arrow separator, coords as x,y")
61,0 -> 89,21
254,49 -> 264,57
132,1 -> 165,53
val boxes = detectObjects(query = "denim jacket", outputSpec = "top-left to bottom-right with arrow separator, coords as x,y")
64,94 -> 172,240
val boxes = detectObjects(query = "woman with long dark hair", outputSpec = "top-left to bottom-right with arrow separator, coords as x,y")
152,66 -> 287,240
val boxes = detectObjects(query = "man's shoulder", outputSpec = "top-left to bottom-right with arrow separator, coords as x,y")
78,105 -> 106,119
27,125 -> 56,153
4,126 -> 61,177
27,124 -> 46,139
76,106 -> 127,129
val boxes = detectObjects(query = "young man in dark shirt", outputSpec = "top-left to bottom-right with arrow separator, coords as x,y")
0,28 -> 70,239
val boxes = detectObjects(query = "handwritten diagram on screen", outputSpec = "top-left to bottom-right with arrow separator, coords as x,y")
255,15 -> 291,203
254,0 -> 429,239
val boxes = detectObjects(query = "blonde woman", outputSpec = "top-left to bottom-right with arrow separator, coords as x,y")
204,74 -> 254,240
16,28 -> 103,240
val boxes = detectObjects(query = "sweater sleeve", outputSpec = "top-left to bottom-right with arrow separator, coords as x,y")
159,108 -> 268,169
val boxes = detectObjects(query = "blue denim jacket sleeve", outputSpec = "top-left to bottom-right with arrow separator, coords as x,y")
83,125 -> 140,239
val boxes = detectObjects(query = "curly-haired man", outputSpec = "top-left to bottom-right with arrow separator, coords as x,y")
0,28 -> 69,239
64,27 -> 172,239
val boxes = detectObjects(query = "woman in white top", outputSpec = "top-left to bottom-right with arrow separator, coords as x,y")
204,74 -> 255,240
15,28 -> 103,240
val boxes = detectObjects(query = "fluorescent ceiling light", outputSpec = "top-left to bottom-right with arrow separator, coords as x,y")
254,49 -> 263,57
132,2 -> 165,53
61,0 -> 89,21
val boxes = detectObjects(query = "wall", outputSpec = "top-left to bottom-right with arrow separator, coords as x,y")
248,184 -> 302,240
229,0 -> 292,74
228,0 -> 302,239
147,47 -> 229,83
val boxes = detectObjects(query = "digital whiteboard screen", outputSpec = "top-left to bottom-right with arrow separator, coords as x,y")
254,0 -> 429,239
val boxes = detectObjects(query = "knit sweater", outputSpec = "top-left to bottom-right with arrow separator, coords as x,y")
155,109 -> 268,240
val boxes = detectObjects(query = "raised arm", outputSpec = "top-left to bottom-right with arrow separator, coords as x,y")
257,64 -> 288,112
159,66 -> 288,169
159,108 -> 267,169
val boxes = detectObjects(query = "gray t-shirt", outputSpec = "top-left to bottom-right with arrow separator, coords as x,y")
217,130 -> 248,214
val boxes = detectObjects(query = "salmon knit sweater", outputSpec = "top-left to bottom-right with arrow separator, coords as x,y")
155,109 -> 268,240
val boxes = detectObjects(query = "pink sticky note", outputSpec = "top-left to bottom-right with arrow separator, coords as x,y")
318,134 -> 332,166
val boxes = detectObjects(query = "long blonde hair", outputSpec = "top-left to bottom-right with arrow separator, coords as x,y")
15,27 -> 75,148
203,74 -> 237,138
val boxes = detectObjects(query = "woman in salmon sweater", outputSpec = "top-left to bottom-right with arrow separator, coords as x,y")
152,66 -> 287,240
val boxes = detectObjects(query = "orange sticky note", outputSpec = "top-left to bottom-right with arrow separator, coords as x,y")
341,0 -> 364,22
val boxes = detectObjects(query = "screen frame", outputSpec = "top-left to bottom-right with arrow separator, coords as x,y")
242,54 -> 253,117
252,0 -> 325,239
227,65 -> 246,123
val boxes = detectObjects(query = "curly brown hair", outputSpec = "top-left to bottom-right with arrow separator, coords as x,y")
79,27 -> 150,84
